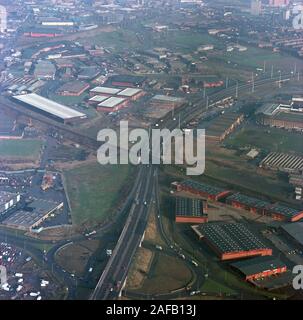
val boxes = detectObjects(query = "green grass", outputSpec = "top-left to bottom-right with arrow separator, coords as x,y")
201,278 -> 237,295
137,253 -> 193,294
226,124 -> 303,155
0,139 -> 44,159
63,163 -> 132,226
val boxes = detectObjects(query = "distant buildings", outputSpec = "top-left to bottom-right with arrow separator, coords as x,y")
269,0 -> 290,7
0,5 -> 7,33
251,0 -> 262,16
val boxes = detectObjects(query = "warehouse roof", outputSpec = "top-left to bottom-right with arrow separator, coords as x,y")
117,88 -> 143,97
175,197 -> 206,217
193,223 -> 269,254
98,97 -> 126,108
230,256 -> 286,277
13,93 -> 87,120
269,204 -> 303,219
2,199 -> 62,228
57,81 -> 89,93
180,180 -> 227,196
281,222 -> 303,246
90,86 -> 121,95
0,191 -> 18,207
89,95 -> 109,103
226,193 -> 271,210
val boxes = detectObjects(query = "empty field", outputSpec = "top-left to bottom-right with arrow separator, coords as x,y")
63,163 -> 133,226
226,124 -> 303,155
0,139 -> 44,160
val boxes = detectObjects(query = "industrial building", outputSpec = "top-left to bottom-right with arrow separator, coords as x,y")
260,152 -> 303,173
57,81 -> 90,96
151,95 -> 185,109
226,193 -> 303,222
174,196 -> 208,224
226,193 -> 271,215
2,199 -> 63,231
230,257 -> 287,281
205,112 -> 244,142
256,103 -> 303,131
90,86 -> 121,97
107,75 -> 146,87
97,97 -> 128,112
117,88 -> 145,101
265,204 -> 303,222
88,95 -> 109,105
0,192 -> 21,216
172,180 -> 230,201
281,222 -> 303,249
192,223 -> 272,261
13,93 -> 87,124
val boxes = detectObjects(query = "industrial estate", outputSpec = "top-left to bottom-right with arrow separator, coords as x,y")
0,0 -> 302,303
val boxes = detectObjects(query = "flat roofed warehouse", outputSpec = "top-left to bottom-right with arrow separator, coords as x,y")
97,97 -> 128,112
0,191 -> 21,215
175,197 -> 208,224
192,223 -> 272,260
90,86 -> 121,96
230,256 -> 287,281
281,222 -> 303,247
174,180 -> 230,201
266,204 -> 303,222
88,95 -> 109,103
2,199 -> 63,231
226,193 -> 271,215
13,93 -> 87,124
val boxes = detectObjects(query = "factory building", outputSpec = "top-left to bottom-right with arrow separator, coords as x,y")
226,193 -> 271,215
88,95 -> 109,105
13,93 -> 87,124
57,81 -> 90,96
265,204 -> 303,222
281,222 -> 303,249
226,193 -> 303,222
97,97 -> 128,112
2,199 -> 63,231
174,197 -> 208,224
260,152 -> 303,173
192,223 -> 272,261
107,75 -> 146,88
90,86 -> 121,97
151,95 -> 185,109
117,88 -> 145,101
230,257 -> 287,281
172,180 -> 230,201
0,192 -> 21,216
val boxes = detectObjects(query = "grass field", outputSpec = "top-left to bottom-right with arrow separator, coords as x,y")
226,124 -> 303,155
63,163 -> 133,226
136,253 -> 193,294
0,139 -> 44,159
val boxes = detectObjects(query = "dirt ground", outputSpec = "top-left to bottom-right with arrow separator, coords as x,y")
126,247 -> 154,290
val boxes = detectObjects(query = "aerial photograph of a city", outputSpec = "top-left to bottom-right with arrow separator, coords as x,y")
0,0 -> 302,311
